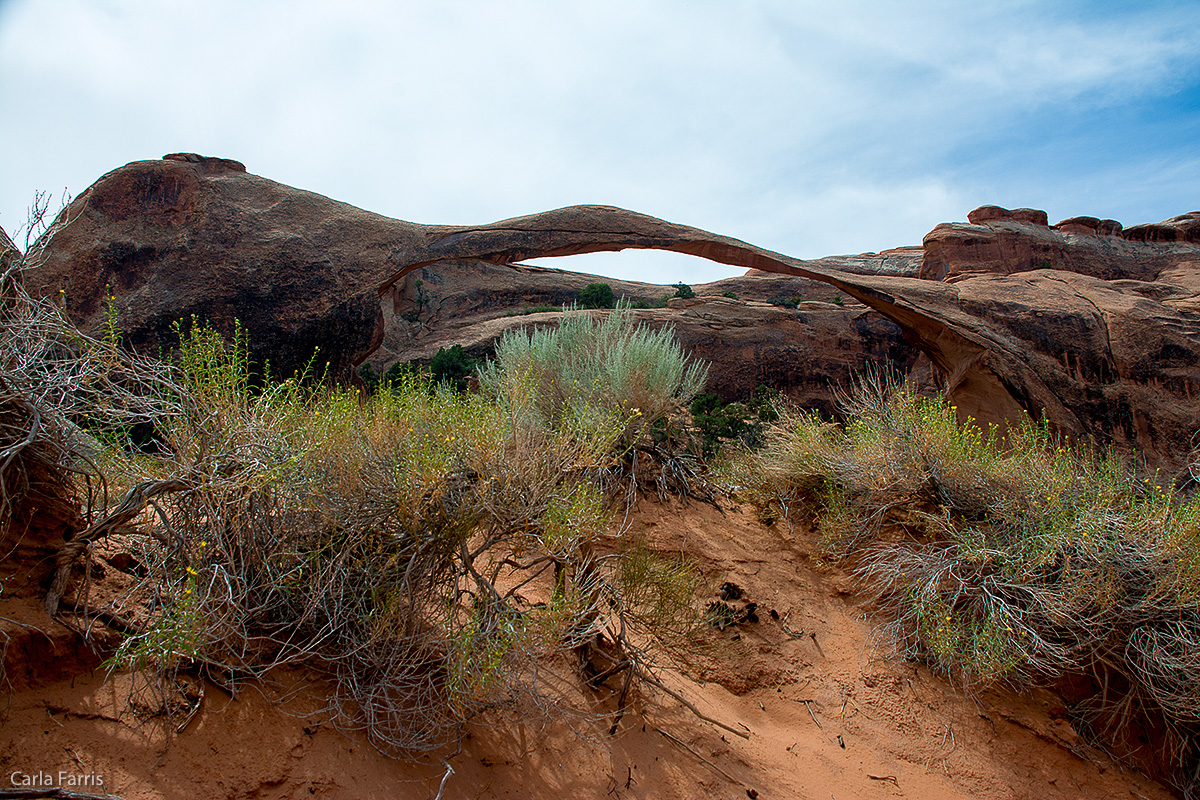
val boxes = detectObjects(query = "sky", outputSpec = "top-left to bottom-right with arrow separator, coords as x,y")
1,0 -> 1198,285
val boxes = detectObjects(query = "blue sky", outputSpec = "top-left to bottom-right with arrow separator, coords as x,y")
2,0 -> 1198,284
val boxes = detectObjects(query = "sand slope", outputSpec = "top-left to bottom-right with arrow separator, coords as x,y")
0,500 -> 1173,799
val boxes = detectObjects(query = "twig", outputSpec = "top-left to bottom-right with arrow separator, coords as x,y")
639,670 -> 749,739
608,662 -> 635,736
780,611 -> 804,640
175,684 -> 205,734
64,747 -> 85,770
649,724 -> 743,787
801,699 -> 822,730
45,477 -> 191,615
432,734 -> 463,800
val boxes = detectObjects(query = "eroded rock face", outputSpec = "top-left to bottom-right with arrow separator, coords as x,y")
21,157 -> 1200,476
869,264 -> 1200,475
1123,211 -> 1200,243
23,156 -> 425,378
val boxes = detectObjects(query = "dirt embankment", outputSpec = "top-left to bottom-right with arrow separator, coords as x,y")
0,500 -> 1172,800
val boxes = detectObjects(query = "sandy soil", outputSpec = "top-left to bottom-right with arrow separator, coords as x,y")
0,499 -> 1175,800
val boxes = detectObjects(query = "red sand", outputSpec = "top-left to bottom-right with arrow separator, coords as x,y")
0,500 -> 1174,799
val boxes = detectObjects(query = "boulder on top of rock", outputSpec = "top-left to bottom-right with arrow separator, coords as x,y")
1124,223 -> 1182,243
1053,216 -> 1124,236
966,205 -> 1050,226
162,152 -> 247,175
1163,211 -> 1200,241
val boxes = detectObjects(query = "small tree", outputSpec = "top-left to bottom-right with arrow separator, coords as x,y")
579,282 -> 615,309
673,282 -> 695,299
430,344 -> 478,391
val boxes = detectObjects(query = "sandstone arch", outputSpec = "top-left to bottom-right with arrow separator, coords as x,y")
22,156 -> 1200,474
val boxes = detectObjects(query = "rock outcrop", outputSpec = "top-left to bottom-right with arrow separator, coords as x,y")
921,205 -> 1200,282
21,158 -> 1200,476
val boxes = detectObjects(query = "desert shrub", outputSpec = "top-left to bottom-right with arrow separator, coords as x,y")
689,385 -> 780,456
749,384 -> 781,423
0,254 -> 175,553
429,344 -> 478,391
478,302 -> 708,461
721,290 -> 738,300
359,347 -> 475,393
724,369 -> 1200,789
578,282 -> 615,309
14,311 -> 708,757
400,278 -> 433,323
672,282 -> 695,300
690,393 -> 748,455
6,210 -> 715,756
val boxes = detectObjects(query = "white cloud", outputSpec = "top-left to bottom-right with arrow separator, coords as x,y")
2,0 -> 1198,285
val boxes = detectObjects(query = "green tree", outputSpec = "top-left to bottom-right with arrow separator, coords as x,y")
579,283 -> 615,309
430,344 -> 479,392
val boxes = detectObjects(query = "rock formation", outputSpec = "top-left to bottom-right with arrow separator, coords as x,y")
20,158 -> 1200,476
921,205 -> 1199,282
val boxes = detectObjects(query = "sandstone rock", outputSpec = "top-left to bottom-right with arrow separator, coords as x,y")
1162,211 -> 1200,242
1052,216 -> 1124,236
161,152 -> 247,174
1054,216 -> 1102,235
921,214 -> 1200,282
21,156 -> 927,385
1123,212 -> 1200,244
966,205 -> 1049,226
745,247 -> 924,279
862,265 -> 1200,476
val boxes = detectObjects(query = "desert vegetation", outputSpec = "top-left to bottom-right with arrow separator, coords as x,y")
721,370 -> 1200,793
578,282 -> 615,309
1,268 -> 720,758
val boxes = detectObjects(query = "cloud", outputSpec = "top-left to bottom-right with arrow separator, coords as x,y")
2,0 -> 1198,285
